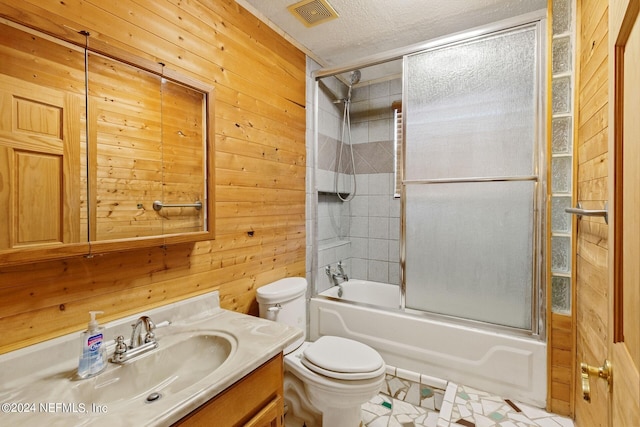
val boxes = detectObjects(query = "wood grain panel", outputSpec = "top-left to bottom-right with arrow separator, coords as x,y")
172,353 -> 283,427
15,151 -> 62,244
574,0 -> 610,425
0,0 -> 306,354
0,71 -> 84,250
549,311 -> 573,415
0,146 -> 9,249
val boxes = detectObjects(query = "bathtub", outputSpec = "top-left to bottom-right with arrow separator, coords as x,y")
310,279 -> 547,407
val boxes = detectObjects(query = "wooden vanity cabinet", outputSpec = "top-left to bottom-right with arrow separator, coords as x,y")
173,353 -> 284,427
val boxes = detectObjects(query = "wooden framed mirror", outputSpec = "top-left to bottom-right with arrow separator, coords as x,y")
0,19 -> 214,266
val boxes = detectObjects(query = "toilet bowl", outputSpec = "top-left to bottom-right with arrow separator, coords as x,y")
257,277 -> 385,427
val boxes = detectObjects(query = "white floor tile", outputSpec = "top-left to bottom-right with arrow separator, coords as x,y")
554,416 -> 576,427
536,418 -> 564,427
363,388 -> 574,427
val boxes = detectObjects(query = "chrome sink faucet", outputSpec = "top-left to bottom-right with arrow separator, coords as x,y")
130,316 -> 156,348
110,316 -> 161,364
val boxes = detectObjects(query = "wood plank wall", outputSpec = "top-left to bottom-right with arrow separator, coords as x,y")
548,0 -> 609,417
0,0 -> 306,354
574,0 -> 610,424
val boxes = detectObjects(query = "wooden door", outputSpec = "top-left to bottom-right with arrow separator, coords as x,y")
574,0 -> 640,425
0,74 -> 82,249
610,0 -> 640,425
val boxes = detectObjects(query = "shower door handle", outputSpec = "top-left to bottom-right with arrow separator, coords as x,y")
580,359 -> 612,402
565,202 -> 608,224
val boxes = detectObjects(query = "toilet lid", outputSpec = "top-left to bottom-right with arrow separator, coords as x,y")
301,336 -> 385,380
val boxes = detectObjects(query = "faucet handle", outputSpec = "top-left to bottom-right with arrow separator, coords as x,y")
336,261 -> 348,280
155,320 -> 171,329
114,335 -> 127,353
111,336 -> 128,363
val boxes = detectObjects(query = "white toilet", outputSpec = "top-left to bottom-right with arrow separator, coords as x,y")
257,277 -> 385,427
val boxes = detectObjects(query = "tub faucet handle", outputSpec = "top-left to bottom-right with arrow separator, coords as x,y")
337,261 -> 348,280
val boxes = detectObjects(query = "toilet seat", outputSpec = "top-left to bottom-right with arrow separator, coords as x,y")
300,336 -> 385,380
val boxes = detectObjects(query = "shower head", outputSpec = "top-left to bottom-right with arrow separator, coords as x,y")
349,70 -> 361,85
344,69 -> 361,102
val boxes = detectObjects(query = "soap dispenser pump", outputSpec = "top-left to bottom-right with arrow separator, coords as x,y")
77,310 -> 107,379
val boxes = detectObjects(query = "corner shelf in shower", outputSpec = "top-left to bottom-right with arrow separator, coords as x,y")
318,239 -> 351,252
318,190 -> 351,198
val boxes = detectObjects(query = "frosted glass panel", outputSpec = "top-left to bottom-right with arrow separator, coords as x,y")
552,76 -> 571,114
552,275 -> 571,314
552,36 -> 571,74
404,182 -> 534,329
552,156 -> 572,193
551,235 -> 571,273
404,26 -> 537,180
552,196 -> 572,233
552,0 -> 571,34
552,116 -> 572,154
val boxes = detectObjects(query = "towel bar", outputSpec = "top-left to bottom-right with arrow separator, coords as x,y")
565,202 -> 608,224
152,200 -> 202,211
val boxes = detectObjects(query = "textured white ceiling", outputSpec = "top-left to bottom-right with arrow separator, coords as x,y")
236,0 -> 547,72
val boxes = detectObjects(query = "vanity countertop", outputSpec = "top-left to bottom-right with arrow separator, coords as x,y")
0,291 -> 302,426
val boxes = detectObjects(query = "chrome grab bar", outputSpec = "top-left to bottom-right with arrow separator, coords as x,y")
565,202 -> 608,224
152,200 -> 202,211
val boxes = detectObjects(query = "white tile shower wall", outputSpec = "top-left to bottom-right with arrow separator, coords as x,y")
348,172 -> 401,285
312,73 -> 403,290
316,240 -> 351,293
346,79 -> 402,285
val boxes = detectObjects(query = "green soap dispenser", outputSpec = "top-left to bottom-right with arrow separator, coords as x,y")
77,311 -> 107,379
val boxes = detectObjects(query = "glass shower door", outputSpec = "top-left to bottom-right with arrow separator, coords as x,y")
402,23 -> 543,331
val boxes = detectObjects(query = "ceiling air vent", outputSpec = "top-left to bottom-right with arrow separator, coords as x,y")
288,0 -> 339,28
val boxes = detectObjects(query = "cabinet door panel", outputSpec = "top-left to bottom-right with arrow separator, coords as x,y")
243,396 -> 283,427
0,76 -> 82,249
16,151 -> 62,245
173,354 -> 284,427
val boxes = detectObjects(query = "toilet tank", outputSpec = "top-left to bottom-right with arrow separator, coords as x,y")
256,277 -> 307,351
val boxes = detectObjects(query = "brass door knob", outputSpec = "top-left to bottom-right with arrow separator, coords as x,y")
581,359 -> 612,402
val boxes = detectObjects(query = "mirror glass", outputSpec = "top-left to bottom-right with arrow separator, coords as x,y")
157,78 -> 207,237
88,52 -> 163,240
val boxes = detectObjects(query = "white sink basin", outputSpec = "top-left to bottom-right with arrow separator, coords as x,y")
70,331 -> 235,405
0,293 -> 303,427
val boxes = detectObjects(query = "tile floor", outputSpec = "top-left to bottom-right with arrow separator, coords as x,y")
361,383 -> 575,427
